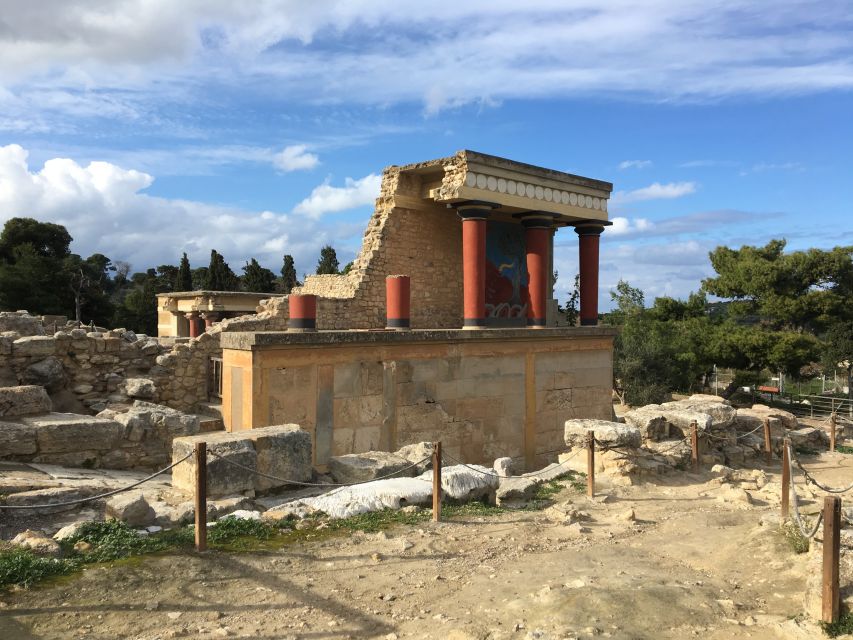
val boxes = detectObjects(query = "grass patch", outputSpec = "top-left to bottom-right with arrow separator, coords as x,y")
795,445 -> 821,457
0,549 -> 80,589
822,612 -> 853,637
835,445 -> 853,455
781,521 -> 810,554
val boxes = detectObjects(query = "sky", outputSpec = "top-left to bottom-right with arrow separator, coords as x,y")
0,0 -> 851,310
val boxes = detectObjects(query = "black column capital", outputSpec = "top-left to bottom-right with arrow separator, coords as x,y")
573,222 -> 607,237
450,200 -> 500,220
516,211 -> 556,229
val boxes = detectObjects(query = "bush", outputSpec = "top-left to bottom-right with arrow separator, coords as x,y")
0,549 -> 79,588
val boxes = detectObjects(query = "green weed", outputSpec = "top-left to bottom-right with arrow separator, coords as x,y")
822,612 -> 853,637
0,549 -> 80,589
781,521 -> 810,554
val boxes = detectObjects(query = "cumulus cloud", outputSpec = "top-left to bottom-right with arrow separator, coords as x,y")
611,181 -> 697,204
618,160 -> 652,170
293,174 -> 381,219
608,216 -> 654,235
273,145 -> 319,172
0,144 -> 362,272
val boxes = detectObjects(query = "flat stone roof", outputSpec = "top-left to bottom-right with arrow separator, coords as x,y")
392,150 -> 612,225
220,326 -> 618,351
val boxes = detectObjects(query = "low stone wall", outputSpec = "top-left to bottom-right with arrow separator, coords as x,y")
220,327 -> 616,471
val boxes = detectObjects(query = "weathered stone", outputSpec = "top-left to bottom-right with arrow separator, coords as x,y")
735,405 -> 798,435
625,404 -> 713,437
622,407 -> 670,441
0,420 -> 38,456
106,492 -> 156,526
12,530 -> 61,556
23,356 -> 66,392
12,336 -> 56,357
0,311 -> 45,336
688,394 -> 730,405
172,425 -> 311,497
429,464 -> 498,501
125,378 -> 156,399
496,462 -> 570,506
3,486 -> 85,508
788,427 -> 829,450
53,521 -> 89,541
661,399 -> 736,429
20,412 -> 123,454
0,385 -> 52,417
394,441 -> 435,474
493,457 -> 513,477
564,419 -> 641,449
329,451 -> 417,484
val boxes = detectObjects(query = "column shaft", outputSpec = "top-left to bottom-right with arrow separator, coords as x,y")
460,213 -> 488,328
524,223 -> 551,327
188,312 -> 201,338
575,224 -> 605,326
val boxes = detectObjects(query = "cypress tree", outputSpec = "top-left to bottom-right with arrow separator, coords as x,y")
280,254 -> 298,293
177,253 -> 193,291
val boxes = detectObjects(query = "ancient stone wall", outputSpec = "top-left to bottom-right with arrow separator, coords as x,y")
221,329 -> 615,470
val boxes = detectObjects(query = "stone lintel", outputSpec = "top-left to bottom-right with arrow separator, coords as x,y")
220,326 -> 619,351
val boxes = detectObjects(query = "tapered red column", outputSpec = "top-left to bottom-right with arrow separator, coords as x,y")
188,311 -> 201,338
457,206 -> 492,329
522,214 -> 554,328
575,223 -> 605,326
386,275 -> 411,329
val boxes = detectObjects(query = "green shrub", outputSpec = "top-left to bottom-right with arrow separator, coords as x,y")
0,549 -> 79,588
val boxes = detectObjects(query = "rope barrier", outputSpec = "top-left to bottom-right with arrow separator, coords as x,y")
593,436 -> 690,458
787,446 -> 825,539
207,451 -> 433,488
793,458 -> 853,494
0,452 -> 194,510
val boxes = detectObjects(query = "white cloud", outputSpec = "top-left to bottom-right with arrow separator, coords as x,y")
273,145 -> 319,172
618,160 -> 652,170
2,1 -> 853,128
740,161 -> 804,176
293,174 -> 382,219
0,144 -> 362,272
608,216 -> 654,235
611,181 -> 697,204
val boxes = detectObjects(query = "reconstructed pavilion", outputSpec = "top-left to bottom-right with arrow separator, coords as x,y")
219,151 -> 616,470
157,291 -> 280,338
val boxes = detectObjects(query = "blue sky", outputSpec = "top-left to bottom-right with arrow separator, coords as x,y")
0,1 -> 851,310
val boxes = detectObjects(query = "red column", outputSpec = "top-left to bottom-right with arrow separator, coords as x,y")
188,312 -> 201,338
522,214 -> 553,328
575,223 -> 605,326
202,312 -> 221,328
386,275 -> 411,329
457,206 -> 491,328
289,294 -> 317,332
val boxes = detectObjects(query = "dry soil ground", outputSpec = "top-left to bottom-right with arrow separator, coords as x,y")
1,452 -> 851,640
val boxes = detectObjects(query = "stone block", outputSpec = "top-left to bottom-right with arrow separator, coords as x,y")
12,336 -> 56,357
125,378 -> 156,399
20,413 -> 124,454
172,425 -> 312,497
661,399 -> 736,429
564,419 -> 641,449
0,385 -> 52,417
329,450 -> 417,483
106,492 -> 156,527
0,420 -> 38,456
22,356 -> 66,392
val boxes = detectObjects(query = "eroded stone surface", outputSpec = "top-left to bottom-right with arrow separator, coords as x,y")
329,451 -> 418,484
564,419 -> 641,449
0,385 -> 52,418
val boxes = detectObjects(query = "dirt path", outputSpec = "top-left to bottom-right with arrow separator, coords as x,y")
2,454 -> 849,640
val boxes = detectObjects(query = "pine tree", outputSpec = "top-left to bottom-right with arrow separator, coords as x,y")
242,258 -> 276,293
205,250 -> 238,290
316,245 -> 340,275
177,253 -> 193,291
280,254 -> 298,293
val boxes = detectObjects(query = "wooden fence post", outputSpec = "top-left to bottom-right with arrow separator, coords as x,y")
690,421 -> 699,472
586,431 -> 595,499
763,418 -> 772,464
822,495 -> 841,624
830,412 -> 837,452
432,441 -> 442,522
781,438 -> 790,519
195,441 -> 207,552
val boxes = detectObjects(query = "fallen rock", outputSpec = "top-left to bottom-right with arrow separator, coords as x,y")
493,457 -> 513,477
433,464 -> 498,501
394,442 -> 435,473
53,521 -> 89,541
662,398 -> 737,429
622,407 -> 671,441
564,419 -> 641,449
23,356 -> 66,392
788,427 -> 829,450
125,378 -> 156,399
12,530 -> 62,556
20,412 -> 123,456
496,463 -> 570,506
172,425 -> 312,497
329,451 -> 417,484
0,311 -> 45,336
106,492 -> 156,527
0,385 -> 53,418
0,419 -> 38,456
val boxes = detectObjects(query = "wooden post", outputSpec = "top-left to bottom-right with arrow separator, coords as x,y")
781,438 -> 790,519
194,442 -> 207,552
432,441 -> 442,522
830,412 -> 837,452
763,418 -> 772,464
586,431 -> 595,499
690,421 -> 699,472
822,495 -> 842,624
